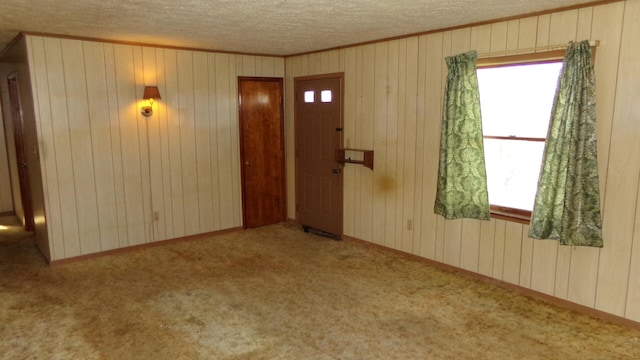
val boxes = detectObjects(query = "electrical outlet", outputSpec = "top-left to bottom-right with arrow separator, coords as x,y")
153,211 -> 159,221
407,219 -> 413,231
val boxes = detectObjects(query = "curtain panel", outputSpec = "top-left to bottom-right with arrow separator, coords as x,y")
434,51 -> 490,221
529,40 -> 603,247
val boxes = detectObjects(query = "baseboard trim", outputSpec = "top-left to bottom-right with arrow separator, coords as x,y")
49,227 -> 244,266
342,235 -> 640,332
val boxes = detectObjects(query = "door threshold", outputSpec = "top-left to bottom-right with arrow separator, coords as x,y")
302,225 -> 341,240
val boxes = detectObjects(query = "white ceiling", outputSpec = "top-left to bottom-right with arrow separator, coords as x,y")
0,0 -> 597,56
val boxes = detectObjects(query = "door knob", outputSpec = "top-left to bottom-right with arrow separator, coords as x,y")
244,161 -> 252,166
331,168 -> 341,174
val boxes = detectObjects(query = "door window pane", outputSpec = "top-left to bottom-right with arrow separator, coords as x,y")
304,90 -> 315,103
321,90 -> 332,103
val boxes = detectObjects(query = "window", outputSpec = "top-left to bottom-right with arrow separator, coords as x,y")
477,58 -> 563,222
321,90 -> 332,103
304,90 -> 315,103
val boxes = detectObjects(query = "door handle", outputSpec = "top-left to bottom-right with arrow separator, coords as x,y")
331,168 -> 341,174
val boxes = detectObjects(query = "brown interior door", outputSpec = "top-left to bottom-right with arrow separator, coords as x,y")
295,75 -> 343,236
239,77 -> 286,228
7,75 -> 34,231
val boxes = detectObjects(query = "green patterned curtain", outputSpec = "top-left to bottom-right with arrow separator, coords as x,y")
529,41 -> 603,247
434,51 -> 490,220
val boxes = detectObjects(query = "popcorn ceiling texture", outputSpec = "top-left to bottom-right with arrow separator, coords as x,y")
0,0 -> 595,55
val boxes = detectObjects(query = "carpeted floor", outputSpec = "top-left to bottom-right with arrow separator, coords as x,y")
1,218 -> 640,359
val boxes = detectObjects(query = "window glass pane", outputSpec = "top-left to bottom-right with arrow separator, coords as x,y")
321,90 -> 332,103
304,90 -> 314,103
484,138 -> 545,211
478,62 -> 562,138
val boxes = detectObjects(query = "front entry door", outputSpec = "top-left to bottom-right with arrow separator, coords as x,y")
295,74 -> 343,237
239,77 -> 286,228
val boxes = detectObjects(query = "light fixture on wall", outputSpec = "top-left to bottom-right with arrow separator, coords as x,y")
141,86 -> 161,117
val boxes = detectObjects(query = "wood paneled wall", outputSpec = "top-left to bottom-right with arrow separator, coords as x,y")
26,35 -> 284,261
285,1 -> 640,322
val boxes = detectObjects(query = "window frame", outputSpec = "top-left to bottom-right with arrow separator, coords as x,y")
477,50 -> 565,224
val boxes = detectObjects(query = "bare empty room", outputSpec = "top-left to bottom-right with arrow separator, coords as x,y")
1,0 -> 640,358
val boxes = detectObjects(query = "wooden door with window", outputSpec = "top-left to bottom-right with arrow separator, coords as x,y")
295,74 -> 343,237
7,75 -> 34,231
239,77 -> 286,228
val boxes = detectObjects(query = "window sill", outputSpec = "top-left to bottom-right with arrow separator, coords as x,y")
490,206 -> 531,225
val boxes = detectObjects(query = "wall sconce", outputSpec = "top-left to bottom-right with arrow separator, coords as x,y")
141,86 -> 161,117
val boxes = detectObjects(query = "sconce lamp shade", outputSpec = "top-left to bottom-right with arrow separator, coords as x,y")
141,86 -> 161,117
142,86 -> 161,100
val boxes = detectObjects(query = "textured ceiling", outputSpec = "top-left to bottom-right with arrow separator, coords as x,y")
0,0 -> 597,56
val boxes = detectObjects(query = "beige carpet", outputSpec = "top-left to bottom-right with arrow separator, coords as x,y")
1,219 -> 640,359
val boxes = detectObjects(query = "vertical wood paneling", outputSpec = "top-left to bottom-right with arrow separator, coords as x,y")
283,1 -> 640,323
28,36 -> 282,260
114,44 -> 146,246
214,53 -> 234,229
206,53 -> 222,230
193,52 -> 213,233
478,220 -> 496,277
163,49 -> 186,237
143,47 -> 164,241
343,47 -> 357,237
492,220 -> 506,280
503,222 -> 523,285
28,37 -> 64,260
176,51 -> 200,236
156,49 -> 173,239
401,37 -> 418,253
598,0 -> 640,317
84,41 -> 119,251
417,32 -> 443,260
352,46 -> 365,239
372,42 -> 388,246
23,0 -> 640,324
384,40 -> 399,250
359,44 -> 375,242
45,38 -> 81,258
227,55 -> 242,226
132,46 -> 152,245
103,44 -> 129,248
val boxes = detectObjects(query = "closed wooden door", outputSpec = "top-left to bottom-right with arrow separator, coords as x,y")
295,75 -> 343,236
239,77 -> 286,228
7,75 -> 34,231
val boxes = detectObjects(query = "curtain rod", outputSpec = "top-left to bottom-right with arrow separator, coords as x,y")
477,40 -> 599,59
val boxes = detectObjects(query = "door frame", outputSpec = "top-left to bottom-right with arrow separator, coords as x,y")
293,72 -> 345,236
238,76 -> 287,229
7,74 -> 34,231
